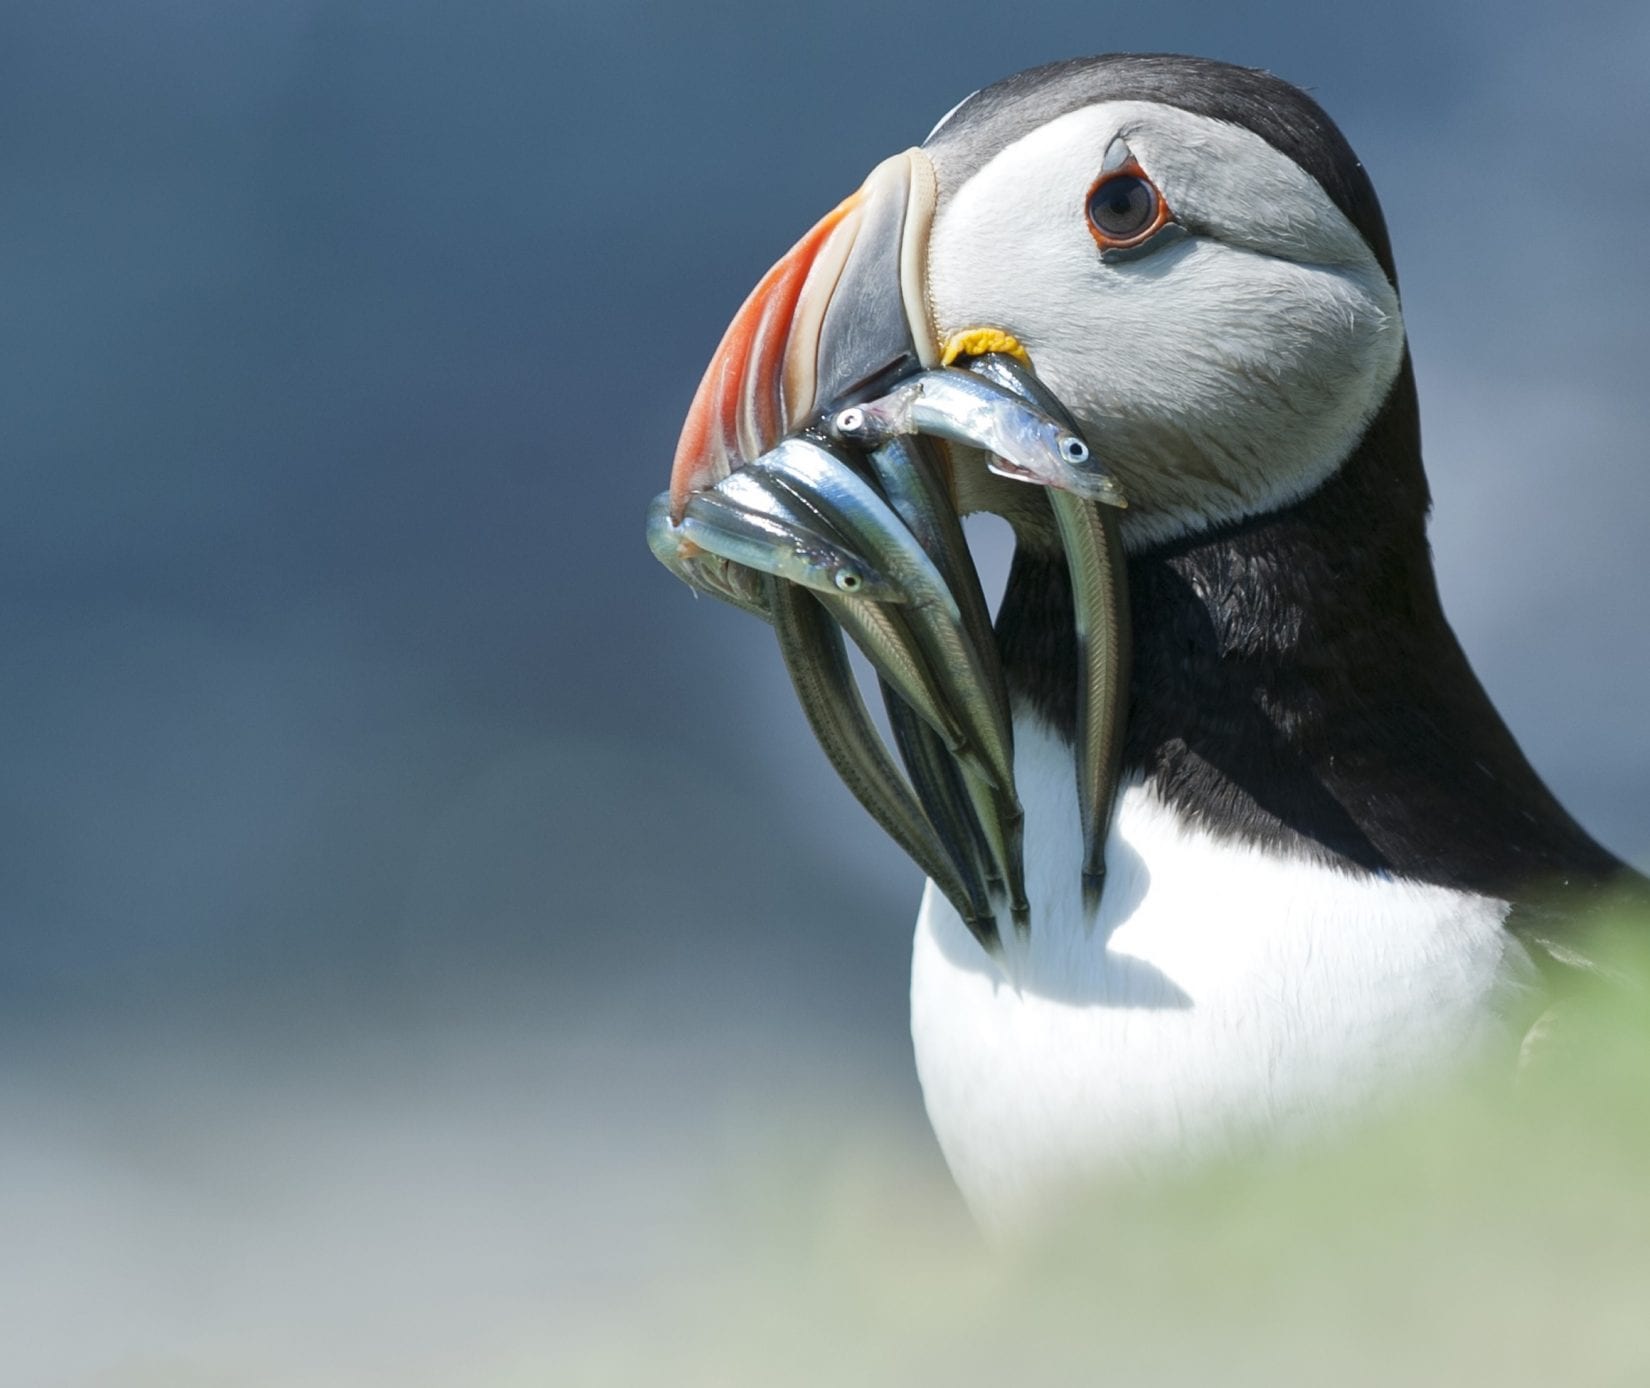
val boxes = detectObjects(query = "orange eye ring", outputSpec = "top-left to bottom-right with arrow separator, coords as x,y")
1085,160 -> 1175,251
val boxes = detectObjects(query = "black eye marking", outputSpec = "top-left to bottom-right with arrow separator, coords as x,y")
1084,158 -> 1176,254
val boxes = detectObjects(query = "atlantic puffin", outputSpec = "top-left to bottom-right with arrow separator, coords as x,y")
666,54 -> 1647,1231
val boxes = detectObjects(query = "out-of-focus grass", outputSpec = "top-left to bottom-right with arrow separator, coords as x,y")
17,911 -> 1646,1386
547,916 -> 1650,1388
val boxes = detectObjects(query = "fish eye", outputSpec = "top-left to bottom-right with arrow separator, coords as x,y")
834,406 -> 866,436
1085,165 -> 1172,250
835,570 -> 863,593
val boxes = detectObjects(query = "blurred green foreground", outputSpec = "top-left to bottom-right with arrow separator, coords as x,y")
556,917 -> 1650,1388
20,912 -> 1647,1387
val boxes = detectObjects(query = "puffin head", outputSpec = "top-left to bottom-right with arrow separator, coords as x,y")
671,54 -> 1408,549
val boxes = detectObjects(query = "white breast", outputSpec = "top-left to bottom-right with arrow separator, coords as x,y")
910,713 -> 1538,1233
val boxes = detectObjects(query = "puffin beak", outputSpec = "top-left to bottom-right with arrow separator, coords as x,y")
661,147 -> 1044,949
669,148 -> 941,520
657,145 -> 1132,946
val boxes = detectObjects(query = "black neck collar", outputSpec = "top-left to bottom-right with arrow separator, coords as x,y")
996,354 -> 1625,905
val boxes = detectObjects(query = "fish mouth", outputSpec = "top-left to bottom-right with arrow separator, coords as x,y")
668,148 -> 941,520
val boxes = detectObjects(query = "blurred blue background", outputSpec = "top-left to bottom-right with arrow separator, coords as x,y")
4,2 -> 1647,1381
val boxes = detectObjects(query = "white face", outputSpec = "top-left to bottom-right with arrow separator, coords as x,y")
926,101 -> 1407,547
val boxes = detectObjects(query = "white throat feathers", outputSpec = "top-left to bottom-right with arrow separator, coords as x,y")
910,713 -> 1539,1234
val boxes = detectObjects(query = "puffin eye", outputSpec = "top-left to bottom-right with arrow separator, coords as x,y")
1085,164 -> 1173,251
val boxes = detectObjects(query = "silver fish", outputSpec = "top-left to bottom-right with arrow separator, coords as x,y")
704,455 -> 970,760
679,487 -> 906,603
864,435 -> 1007,724
829,367 -> 1127,508
646,491 -> 770,621
969,354 -> 1132,917
749,438 -> 1016,795
817,587 -> 971,761
817,592 -> 1021,908
765,575 -> 999,954
864,434 -> 1029,927
747,438 -> 961,622
880,682 -> 999,929
656,450 -> 1009,799
749,442 -> 1025,921
961,760 -> 1030,933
